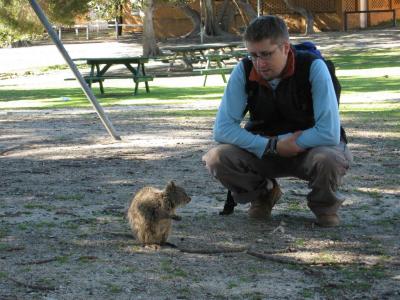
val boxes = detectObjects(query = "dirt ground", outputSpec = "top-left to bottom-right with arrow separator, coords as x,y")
1,29 -> 400,299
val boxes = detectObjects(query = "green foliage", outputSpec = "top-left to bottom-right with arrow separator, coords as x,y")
88,0 -> 129,20
0,26 -> 17,46
0,0 -> 90,36
0,0 -> 39,33
0,1 -> 42,46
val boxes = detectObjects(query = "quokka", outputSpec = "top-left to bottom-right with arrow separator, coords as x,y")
127,181 -> 191,248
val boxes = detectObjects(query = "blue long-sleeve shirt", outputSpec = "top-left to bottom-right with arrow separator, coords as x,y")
213,59 -> 341,158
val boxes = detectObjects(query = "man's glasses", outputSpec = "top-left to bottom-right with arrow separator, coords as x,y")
248,45 -> 281,62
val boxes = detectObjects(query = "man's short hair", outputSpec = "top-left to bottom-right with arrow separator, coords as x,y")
244,15 -> 289,44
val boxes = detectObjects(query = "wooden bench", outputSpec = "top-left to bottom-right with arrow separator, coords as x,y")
69,56 -> 153,95
192,67 -> 234,86
230,50 -> 248,61
65,73 -> 154,94
83,74 -> 153,95
192,67 -> 234,76
196,53 -> 234,86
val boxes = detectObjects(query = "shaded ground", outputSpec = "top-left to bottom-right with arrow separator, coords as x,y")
0,102 -> 399,299
1,29 -> 400,299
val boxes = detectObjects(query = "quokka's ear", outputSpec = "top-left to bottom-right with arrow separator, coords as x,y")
165,180 -> 176,192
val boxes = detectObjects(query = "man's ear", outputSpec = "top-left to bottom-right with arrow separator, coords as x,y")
282,41 -> 291,55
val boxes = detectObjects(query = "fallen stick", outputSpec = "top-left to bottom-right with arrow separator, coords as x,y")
246,250 -> 310,265
16,257 -> 58,265
179,246 -> 248,254
77,256 -> 98,261
7,276 -> 56,291
5,246 -> 25,252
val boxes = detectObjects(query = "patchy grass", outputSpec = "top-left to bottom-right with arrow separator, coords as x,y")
340,76 -> 400,93
340,101 -> 400,132
329,47 -> 400,70
23,203 -> 53,210
54,194 -> 85,201
133,109 -> 217,118
121,266 -> 136,274
0,226 -> 9,238
316,265 -> 389,298
56,256 -> 70,264
240,291 -> 265,300
1,47 -> 399,112
0,271 -> 7,279
0,86 -> 223,110
39,64 -> 88,73
288,200 -> 306,212
105,283 -> 123,294
160,259 -> 188,279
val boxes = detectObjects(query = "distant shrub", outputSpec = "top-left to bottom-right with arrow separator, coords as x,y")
0,26 -> 43,48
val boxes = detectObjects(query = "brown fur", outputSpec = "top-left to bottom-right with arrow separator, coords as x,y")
127,181 -> 191,248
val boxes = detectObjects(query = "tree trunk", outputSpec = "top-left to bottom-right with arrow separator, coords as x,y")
175,3 -> 201,38
142,0 -> 162,57
203,0 -> 222,36
217,0 -> 235,32
116,4 -> 123,36
282,0 -> 315,35
233,0 -> 257,25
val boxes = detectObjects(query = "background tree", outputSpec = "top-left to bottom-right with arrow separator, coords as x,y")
232,0 -> 257,25
170,0 -> 254,39
0,0 -> 89,32
170,0 -> 201,38
88,0 -> 128,35
141,0 -> 162,56
217,0 -> 238,33
282,0 -> 314,35
202,0 -> 222,35
0,0 -> 90,46
167,0 -> 224,38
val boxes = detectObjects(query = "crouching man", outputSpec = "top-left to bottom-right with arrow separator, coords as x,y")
203,15 -> 352,226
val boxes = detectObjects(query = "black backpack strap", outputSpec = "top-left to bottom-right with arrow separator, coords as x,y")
242,57 -> 257,117
242,57 -> 253,93
219,190 -> 237,215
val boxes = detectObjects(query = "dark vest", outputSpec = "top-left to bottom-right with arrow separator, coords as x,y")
243,50 -> 347,143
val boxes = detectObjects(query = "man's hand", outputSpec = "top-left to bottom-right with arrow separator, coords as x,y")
276,131 -> 305,157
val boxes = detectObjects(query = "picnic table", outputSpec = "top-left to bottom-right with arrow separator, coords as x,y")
193,53 -> 233,86
72,56 -> 154,95
161,41 -> 243,70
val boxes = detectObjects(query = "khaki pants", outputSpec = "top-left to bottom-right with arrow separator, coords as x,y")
202,142 -> 352,216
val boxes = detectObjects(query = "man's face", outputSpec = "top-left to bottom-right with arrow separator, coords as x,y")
246,38 -> 290,81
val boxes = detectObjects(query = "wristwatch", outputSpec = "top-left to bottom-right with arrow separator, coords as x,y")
263,136 -> 279,157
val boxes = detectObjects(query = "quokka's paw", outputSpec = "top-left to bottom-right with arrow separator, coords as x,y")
171,214 -> 182,221
144,244 -> 161,250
